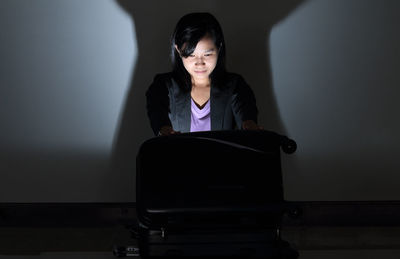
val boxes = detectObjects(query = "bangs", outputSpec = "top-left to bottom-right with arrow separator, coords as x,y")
177,30 -> 214,57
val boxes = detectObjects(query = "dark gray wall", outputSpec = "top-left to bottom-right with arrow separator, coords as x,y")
1,0 -> 399,202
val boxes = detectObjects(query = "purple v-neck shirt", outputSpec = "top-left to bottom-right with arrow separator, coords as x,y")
190,98 -> 211,132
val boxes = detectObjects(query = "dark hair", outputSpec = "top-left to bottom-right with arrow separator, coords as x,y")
171,12 -> 227,92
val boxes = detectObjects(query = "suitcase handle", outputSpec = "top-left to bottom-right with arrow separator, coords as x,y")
280,136 -> 297,154
152,130 -> 298,154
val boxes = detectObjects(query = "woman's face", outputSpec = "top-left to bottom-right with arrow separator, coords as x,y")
179,37 -> 218,83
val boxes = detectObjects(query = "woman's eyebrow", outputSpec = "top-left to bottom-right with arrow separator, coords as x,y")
204,48 -> 216,53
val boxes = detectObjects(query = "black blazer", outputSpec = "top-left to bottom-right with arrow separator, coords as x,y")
146,72 -> 258,135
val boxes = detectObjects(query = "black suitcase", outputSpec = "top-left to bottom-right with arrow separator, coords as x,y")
134,130 -> 298,258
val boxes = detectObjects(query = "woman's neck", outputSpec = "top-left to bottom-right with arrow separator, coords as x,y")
191,78 -> 211,88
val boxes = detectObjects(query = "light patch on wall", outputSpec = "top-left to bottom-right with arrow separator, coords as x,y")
270,0 -> 400,200
0,0 -> 137,154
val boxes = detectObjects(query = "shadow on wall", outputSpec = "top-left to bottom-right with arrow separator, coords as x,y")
112,0 -> 305,194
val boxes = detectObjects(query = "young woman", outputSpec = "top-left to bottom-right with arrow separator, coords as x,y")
146,12 -> 262,136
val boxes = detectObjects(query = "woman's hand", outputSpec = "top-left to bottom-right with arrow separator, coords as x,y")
159,125 -> 181,136
242,120 -> 263,131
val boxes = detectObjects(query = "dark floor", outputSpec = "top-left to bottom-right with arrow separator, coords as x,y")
2,250 -> 400,259
2,226 -> 400,258
2,202 -> 400,258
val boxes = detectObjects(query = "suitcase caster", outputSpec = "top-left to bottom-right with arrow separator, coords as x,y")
287,207 -> 302,219
112,245 -> 140,257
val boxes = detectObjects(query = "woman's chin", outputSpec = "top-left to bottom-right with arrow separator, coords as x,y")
191,72 -> 210,79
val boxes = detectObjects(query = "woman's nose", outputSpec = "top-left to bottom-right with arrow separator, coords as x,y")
195,57 -> 205,65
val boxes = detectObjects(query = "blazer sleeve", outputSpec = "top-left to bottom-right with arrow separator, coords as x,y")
231,75 -> 259,127
145,74 -> 172,135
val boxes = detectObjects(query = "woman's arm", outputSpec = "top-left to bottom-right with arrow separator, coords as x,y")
146,74 -> 174,136
231,75 -> 262,130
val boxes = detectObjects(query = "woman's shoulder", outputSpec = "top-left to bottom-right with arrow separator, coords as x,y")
225,72 -> 245,82
149,72 -> 180,90
221,72 -> 248,88
148,72 -> 186,95
152,72 -> 175,83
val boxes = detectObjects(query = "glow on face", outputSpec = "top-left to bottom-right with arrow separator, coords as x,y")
180,37 -> 218,82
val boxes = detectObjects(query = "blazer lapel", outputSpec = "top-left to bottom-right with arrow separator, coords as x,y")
210,86 -> 228,131
176,91 -> 191,133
